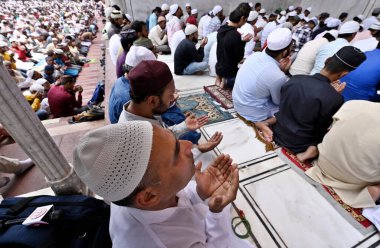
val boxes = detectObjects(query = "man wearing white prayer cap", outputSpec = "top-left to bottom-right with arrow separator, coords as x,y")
203,5 -> 224,37
288,5 -> 295,12
108,10 -> 123,39
299,7 -> 312,19
183,3 -> 192,23
353,22 -> 380,52
174,24 -> 208,75
125,46 -> 156,72
73,119 -> 251,247
198,9 -> 213,39
186,9 -> 198,25
166,4 -> 183,46
161,3 -> 170,16
311,21 -> 360,74
239,11 -> 259,58
362,8 -> 380,30
233,28 -> 293,125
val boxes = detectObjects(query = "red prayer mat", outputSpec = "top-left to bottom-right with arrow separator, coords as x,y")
204,85 -> 233,109
281,148 -> 372,228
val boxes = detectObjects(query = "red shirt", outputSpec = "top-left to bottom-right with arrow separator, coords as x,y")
186,16 -> 197,25
47,85 -> 82,117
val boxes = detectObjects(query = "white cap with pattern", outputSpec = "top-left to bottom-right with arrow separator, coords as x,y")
73,122 -> 153,202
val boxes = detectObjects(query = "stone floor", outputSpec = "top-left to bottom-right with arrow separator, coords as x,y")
1,19 -> 380,247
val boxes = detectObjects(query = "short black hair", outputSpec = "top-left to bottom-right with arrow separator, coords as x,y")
337,33 -> 355,39
112,5 -> 121,11
152,7 -> 162,13
322,32 -> 336,42
130,20 -> 145,33
255,2 -> 261,8
324,56 -> 354,74
265,42 -> 293,59
61,75 -> 74,85
129,86 -> 165,104
339,12 -> 348,19
229,4 -> 250,23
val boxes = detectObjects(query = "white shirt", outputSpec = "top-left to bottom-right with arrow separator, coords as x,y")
310,38 -> 349,75
260,21 -> 277,48
201,15 -> 212,38
362,16 -> 378,30
167,16 -> 182,46
109,181 -> 254,248
109,34 -> 121,65
290,38 -> 329,76
170,30 -> 186,58
353,37 -> 378,52
232,52 -> 287,122
148,25 -> 168,46
239,23 -> 256,58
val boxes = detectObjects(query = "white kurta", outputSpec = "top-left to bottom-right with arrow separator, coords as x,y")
353,37 -> 378,52
110,181 -> 254,248
109,34 -> 121,65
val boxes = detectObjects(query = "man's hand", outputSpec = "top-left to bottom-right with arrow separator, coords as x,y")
331,80 -> 346,94
185,113 -> 208,131
279,56 -> 292,73
208,164 -> 238,213
200,37 -> 208,47
195,154 -> 235,200
74,85 -> 83,93
197,132 -> 223,153
34,92 -> 43,100
242,33 -> 253,42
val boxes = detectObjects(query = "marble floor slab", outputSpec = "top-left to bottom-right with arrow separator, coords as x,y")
237,167 -> 380,248
201,119 -> 277,167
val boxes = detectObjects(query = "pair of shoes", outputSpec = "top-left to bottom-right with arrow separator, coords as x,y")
0,176 -> 14,195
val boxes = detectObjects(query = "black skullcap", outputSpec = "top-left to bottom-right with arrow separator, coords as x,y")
334,46 -> 366,70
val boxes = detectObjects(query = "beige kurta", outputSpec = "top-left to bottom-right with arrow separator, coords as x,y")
306,100 -> 380,208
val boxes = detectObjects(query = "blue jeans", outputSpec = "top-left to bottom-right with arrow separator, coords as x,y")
36,109 -> 48,120
183,62 -> 208,75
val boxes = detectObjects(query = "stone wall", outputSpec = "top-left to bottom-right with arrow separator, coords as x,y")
116,0 -> 379,23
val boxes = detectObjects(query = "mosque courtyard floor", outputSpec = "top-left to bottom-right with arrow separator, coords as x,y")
1,29 -> 380,247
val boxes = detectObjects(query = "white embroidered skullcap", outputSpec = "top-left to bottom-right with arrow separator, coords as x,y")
369,22 -> 380,31
73,122 -> 153,202
125,14 -> 133,22
248,11 -> 259,21
191,9 -> 198,15
288,11 -> 297,17
326,18 -> 340,28
259,8 -> 266,14
29,83 -> 44,93
280,10 -> 286,16
356,15 -> 365,21
212,5 -> 222,15
249,2 -> 253,8
267,28 -> 292,51
161,3 -> 169,11
306,7 -> 312,12
288,6 -> 295,11
54,48 -> 64,54
125,45 -> 156,67
26,69 -> 35,78
34,78 -> 48,86
328,30 -> 339,39
170,4 -> 179,15
111,10 -> 123,19
185,24 -> 197,35
339,20 -> 360,34
185,3 -> 191,7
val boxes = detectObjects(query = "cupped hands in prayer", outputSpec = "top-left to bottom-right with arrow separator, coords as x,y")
185,113 -> 209,131
331,80 -> 346,94
197,132 -> 223,153
195,154 -> 239,213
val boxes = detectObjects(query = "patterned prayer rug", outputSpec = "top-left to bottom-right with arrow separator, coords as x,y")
280,148 -> 372,229
177,93 -> 233,124
204,85 -> 234,109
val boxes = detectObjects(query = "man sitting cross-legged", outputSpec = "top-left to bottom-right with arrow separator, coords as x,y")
73,122 -> 254,248
256,46 -> 367,162
118,60 -> 223,157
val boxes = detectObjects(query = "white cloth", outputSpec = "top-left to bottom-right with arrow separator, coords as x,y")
198,15 -> 211,39
232,52 -> 287,122
148,25 -> 168,46
109,181 -> 254,248
260,21 -> 277,48
170,30 -> 186,59
109,34 -> 121,65
353,37 -> 378,52
363,206 -> 380,230
290,38 -> 329,75
362,16 -> 378,30
167,16 -> 182,47
310,38 -> 349,75
239,23 -> 256,58
208,42 -> 218,77
201,15 -> 213,38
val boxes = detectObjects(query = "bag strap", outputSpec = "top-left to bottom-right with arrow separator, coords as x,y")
6,195 -> 45,215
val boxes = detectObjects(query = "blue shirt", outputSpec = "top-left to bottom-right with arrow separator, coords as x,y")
310,38 -> 349,75
232,52 -> 287,122
109,76 -> 131,124
149,13 -> 158,31
341,49 -> 380,102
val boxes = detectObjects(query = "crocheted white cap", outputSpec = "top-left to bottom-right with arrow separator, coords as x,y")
185,24 -> 198,35
73,122 -> 153,202
125,45 -> 156,67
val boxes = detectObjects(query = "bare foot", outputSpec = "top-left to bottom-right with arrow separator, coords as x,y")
367,185 -> 380,202
296,146 -> 319,162
255,121 -> 273,142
